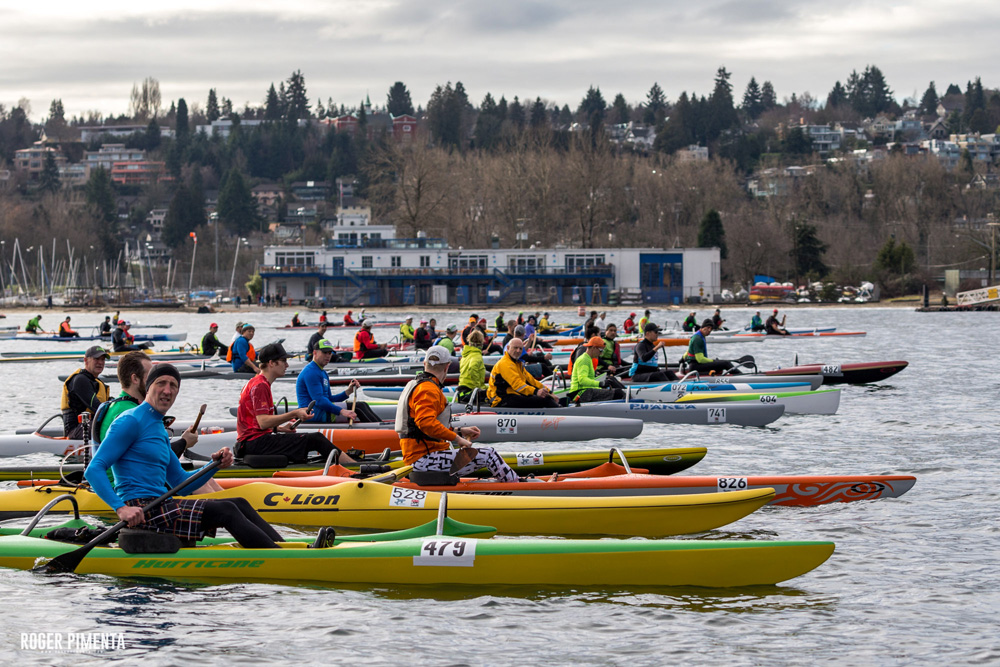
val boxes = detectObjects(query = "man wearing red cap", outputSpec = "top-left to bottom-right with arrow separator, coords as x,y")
765,309 -> 790,336
201,323 -> 228,357
623,312 -> 637,334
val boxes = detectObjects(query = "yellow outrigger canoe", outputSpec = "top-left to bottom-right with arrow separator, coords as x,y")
1,480 -> 775,537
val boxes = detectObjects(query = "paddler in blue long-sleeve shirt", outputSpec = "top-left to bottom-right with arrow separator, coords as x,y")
295,339 -> 381,423
85,364 -> 285,548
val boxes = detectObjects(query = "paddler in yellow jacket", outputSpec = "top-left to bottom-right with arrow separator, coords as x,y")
486,338 -> 559,408
397,345 -> 518,481
399,316 -> 415,342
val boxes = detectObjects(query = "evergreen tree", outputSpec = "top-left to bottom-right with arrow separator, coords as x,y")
760,81 -> 777,110
264,84 -> 282,121
782,126 -> 813,154
529,97 -> 547,129
790,221 -> 828,279
474,93 -> 502,149
497,96 -> 508,121
697,209 -> 727,259
175,98 -> 189,139
874,237 -> 915,275
285,70 -> 310,122
709,67 -> 738,139
84,167 -> 119,261
508,96 -> 525,129
558,104 -> 573,126
206,89 -> 220,122
654,91 -> 693,154
427,82 -> 467,148
221,97 -> 233,118
644,83 -> 666,124
39,150 -> 61,192
145,118 -> 161,151
919,81 -> 938,116
945,83 -> 962,96
387,81 -> 415,116
612,93 -> 630,125
577,86 -> 607,128
217,169 -> 259,235
162,183 -> 205,248
45,99 -> 67,141
315,98 -> 325,119
742,77 -> 763,119
826,81 -> 848,109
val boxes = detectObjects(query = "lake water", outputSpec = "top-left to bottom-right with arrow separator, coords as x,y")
0,305 -> 997,665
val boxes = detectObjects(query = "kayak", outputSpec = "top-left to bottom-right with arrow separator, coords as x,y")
636,388 -> 843,416
0,415 -> 644,459
385,401 -> 786,427
0,527 -> 834,588
197,466 -> 917,507
13,332 -> 187,342
0,446 -> 707,480
733,331 -> 866,339
0,348 -> 202,363
0,481 -> 777,537
763,360 -> 909,384
360,381 -> 815,402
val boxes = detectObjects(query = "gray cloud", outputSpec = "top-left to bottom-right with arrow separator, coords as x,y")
1,1 -> 999,119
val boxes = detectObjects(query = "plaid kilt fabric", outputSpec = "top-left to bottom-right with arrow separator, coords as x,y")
124,497 -> 215,540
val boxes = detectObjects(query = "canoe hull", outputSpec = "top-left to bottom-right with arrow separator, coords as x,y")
0,534 -> 834,588
0,482 -> 774,537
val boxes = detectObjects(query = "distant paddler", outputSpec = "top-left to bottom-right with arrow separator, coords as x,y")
86,363 -> 285,548
398,345 -> 519,482
229,323 -> 259,374
682,319 -> 742,375
354,319 -> 389,359
112,320 -> 152,352
58,316 -> 80,338
296,339 -> 380,423
399,316 -> 415,343
306,321 -> 329,357
291,312 -> 304,328
25,314 -> 43,334
487,338 -> 559,408
200,322 -> 228,357
629,323 -> 677,383
766,309 -> 790,336
750,311 -> 765,332
343,310 -> 357,326
569,336 -> 626,403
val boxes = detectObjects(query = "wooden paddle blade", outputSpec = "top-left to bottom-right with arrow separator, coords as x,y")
449,447 -> 479,474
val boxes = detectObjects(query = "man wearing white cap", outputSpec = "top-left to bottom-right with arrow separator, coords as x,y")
396,345 -> 519,482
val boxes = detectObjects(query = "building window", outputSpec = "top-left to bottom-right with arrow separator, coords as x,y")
391,256 -> 401,267
420,256 -> 430,267
362,256 -> 373,269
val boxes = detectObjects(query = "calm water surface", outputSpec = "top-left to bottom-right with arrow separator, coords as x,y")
0,306 -> 997,665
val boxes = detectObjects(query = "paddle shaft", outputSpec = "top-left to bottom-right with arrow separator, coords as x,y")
36,458 -> 223,574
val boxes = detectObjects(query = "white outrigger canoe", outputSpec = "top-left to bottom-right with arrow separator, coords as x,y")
629,387 -> 842,416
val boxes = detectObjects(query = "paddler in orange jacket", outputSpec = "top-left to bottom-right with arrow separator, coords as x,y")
396,345 -> 519,481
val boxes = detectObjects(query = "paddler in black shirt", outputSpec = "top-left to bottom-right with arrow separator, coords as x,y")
61,345 -> 111,438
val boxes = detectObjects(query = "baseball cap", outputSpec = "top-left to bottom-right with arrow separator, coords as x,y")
121,320 -> 131,327
478,318 -> 487,325
85,345 -> 110,359
629,312 -> 636,317
406,316 -> 413,321
424,345 -> 453,365
701,319 -> 715,329
585,336 -> 604,347
209,322 -> 218,328
316,339 -> 335,352
419,319 -> 428,324
361,319 -> 372,328
242,323 -> 255,331
643,322 -> 661,333
773,308 -> 779,313
446,324 -> 458,332
257,342 -> 292,364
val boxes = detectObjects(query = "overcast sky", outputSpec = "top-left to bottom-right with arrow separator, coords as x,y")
3,0 -> 999,121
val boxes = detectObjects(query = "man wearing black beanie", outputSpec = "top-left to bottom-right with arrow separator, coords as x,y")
86,363 -> 286,549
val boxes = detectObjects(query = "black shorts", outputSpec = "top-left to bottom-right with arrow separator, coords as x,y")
236,431 -> 334,463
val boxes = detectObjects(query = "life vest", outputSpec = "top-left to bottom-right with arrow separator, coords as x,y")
395,373 -> 451,457
59,321 -> 74,335
60,369 -> 110,412
226,340 -> 255,363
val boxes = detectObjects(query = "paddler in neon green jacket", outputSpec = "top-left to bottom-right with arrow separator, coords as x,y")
399,317 -> 415,342
570,337 -> 624,403
457,329 -> 488,403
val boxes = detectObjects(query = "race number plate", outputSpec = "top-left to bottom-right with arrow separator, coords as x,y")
717,477 -> 748,492
821,364 -> 843,376
389,488 -> 427,508
707,407 -> 727,423
413,539 -> 477,567
515,452 -> 544,466
496,418 -> 518,434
